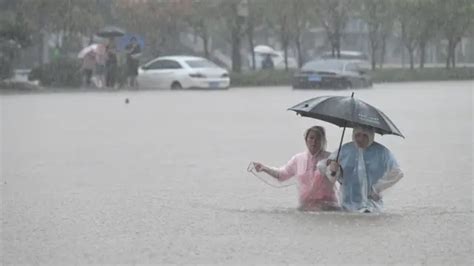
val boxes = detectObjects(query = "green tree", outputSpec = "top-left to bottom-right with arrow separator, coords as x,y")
266,0 -> 292,71
290,0 -> 314,68
359,0 -> 393,70
0,1 -> 32,80
184,0 -> 218,59
21,0 -> 103,63
246,0 -> 265,70
115,0 -> 189,57
316,0 -> 353,59
395,0 -> 418,69
114,0 -> 162,57
219,0 -> 247,72
378,3 -> 395,68
436,0 -> 473,68
413,0 -> 440,68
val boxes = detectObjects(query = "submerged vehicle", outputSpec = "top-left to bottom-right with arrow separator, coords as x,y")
292,59 -> 372,90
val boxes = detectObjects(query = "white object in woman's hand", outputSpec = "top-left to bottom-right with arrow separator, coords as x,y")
253,162 -> 265,172
328,160 -> 339,173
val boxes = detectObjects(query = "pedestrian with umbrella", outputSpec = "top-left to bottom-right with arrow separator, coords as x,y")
95,26 -> 125,88
78,44 -> 98,87
96,26 -> 126,39
125,36 -> 141,88
288,93 -> 404,213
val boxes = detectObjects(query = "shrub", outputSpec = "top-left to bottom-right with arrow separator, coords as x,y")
230,69 -> 295,87
229,67 -> 474,87
370,67 -> 474,82
28,57 -> 82,87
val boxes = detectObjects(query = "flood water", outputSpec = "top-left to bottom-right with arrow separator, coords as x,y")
1,81 -> 472,264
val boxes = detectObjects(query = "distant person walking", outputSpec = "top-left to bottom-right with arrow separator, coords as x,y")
261,54 -> 274,70
126,37 -> 141,88
81,51 -> 95,87
105,44 -> 118,88
95,43 -> 107,88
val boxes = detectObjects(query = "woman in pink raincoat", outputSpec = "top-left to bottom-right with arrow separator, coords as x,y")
252,126 -> 339,211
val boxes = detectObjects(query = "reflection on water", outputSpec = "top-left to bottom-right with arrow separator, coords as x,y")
1,81 -> 472,264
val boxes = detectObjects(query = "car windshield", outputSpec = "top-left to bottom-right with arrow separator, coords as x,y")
185,59 -> 218,68
302,60 -> 344,72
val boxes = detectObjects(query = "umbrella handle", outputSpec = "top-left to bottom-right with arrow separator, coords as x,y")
331,122 -> 347,177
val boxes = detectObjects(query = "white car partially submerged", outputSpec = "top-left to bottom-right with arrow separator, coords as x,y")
138,56 -> 230,90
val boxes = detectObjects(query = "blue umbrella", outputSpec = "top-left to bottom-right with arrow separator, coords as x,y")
118,34 -> 145,52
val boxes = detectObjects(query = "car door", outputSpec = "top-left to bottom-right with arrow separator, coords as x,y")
158,60 -> 185,89
343,62 -> 362,88
139,59 -> 183,89
355,61 -> 372,87
138,59 -> 168,89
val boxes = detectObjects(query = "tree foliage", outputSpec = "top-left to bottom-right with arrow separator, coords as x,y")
0,2 -> 32,79
316,0 -> 352,59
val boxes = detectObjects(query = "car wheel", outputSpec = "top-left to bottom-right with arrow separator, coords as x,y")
171,81 -> 182,90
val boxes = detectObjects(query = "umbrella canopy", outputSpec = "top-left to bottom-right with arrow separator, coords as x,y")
96,26 -> 125,38
254,45 -> 278,55
118,33 -> 144,52
288,93 -> 404,137
77,44 -> 98,58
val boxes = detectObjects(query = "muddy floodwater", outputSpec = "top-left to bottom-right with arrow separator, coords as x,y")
1,81 -> 472,264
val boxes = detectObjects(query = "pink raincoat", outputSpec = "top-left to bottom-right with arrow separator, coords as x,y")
274,151 -> 339,211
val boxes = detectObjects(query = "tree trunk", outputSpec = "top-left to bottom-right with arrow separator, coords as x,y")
247,20 -> 256,70
445,40 -> 451,69
408,48 -> 414,69
231,25 -> 242,73
329,33 -> 336,57
401,22 -> 405,68
331,40 -> 336,57
451,37 -> 461,69
295,35 -> 303,68
446,39 -> 454,69
283,38 -> 289,71
203,30 -> 209,59
37,32 -> 45,65
419,41 -> 426,68
248,33 -> 255,70
370,37 -> 377,70
451,44 -> 456,68
379,35 -> 387,69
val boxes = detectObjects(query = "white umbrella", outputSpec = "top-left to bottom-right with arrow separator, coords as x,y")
254,45 -> 278,55
77,44 -> 98,58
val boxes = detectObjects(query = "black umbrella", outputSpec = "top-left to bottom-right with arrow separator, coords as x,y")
288,92 -> 404,174
96,26 -> 125,38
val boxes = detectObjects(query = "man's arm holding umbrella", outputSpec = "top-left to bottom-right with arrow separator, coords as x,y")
318,150 -> 403,198
317,152 -> 342,184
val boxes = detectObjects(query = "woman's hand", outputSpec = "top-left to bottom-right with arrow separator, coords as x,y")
253,162 -> 266,172
328,160 -> 340,173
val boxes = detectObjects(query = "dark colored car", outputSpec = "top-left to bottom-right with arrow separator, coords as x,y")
292,59 -> 372,89
321,50 -> 369,61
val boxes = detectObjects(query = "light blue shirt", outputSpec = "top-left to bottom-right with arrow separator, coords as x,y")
332,141 -> 401,212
